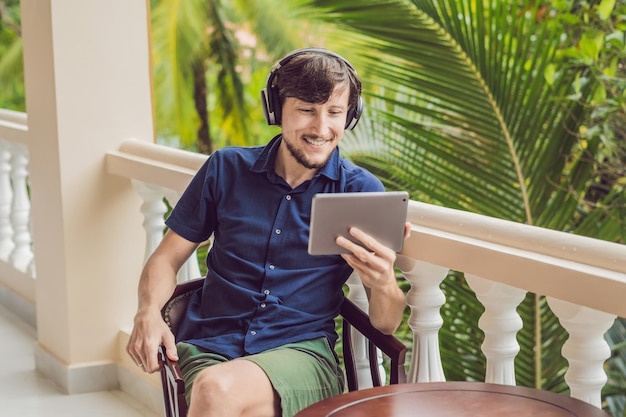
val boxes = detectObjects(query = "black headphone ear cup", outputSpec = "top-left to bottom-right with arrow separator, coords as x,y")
269,85 -> 282,125
261,85 -> 281,126
345,95 -> 363,130
261,88 -> 274,125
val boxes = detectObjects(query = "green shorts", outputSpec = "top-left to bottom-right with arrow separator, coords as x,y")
176,338 -> 345,417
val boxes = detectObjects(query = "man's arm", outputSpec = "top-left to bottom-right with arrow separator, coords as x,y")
126,229 -> 199,373
336,223 -> 410,334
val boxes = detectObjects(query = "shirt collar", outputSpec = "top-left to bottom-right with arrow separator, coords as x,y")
251,134 -> 341,181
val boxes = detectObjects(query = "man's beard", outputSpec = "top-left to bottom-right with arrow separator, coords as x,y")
284,136 -> 332,170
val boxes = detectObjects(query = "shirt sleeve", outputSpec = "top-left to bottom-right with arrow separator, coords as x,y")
165,153 -> 219,243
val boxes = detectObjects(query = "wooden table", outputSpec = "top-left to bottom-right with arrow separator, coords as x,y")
295,382 -> 611,417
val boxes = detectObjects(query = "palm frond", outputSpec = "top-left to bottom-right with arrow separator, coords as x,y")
151,0 -> 209,145
303,0 -> 597,231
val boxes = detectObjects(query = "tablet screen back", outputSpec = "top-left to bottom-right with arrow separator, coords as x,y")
308,191 -> 409,255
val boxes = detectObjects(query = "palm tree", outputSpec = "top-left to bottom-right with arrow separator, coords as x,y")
149,0 -> 329,152
296,0 -> 625,415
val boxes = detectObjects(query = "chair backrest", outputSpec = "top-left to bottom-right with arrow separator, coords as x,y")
159,277 -> 407,417
159,278 -> 203,417
162,278 -> 203,335
340,297 -> 407,390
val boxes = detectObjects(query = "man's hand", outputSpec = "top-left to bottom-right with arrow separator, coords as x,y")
336,222 -> 410,334
126,307 -> 178,373
126,230 -> 199,373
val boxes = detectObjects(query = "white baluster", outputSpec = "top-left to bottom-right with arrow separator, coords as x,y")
397,257 -> 448,382
0,142 -> 14,260
164,189 -> 201,282
9,145 -> 33,272
465,274 -> 526,385
132,180 -> 167,263
345,271 -> 384,388
346,271 -> 369,313
27,174 -> 36,277
547,298 -> 616,407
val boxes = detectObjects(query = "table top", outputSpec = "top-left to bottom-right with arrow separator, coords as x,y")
294,382 -> 611,417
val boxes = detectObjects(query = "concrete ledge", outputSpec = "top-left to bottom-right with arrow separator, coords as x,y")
34,344 -> 120,394
118,364 -> 164,416
0,284 -> 36,328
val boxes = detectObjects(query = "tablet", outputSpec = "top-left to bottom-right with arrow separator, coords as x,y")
308,191 -> 409,255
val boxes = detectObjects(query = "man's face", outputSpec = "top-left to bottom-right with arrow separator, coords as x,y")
280,85 -> 350,170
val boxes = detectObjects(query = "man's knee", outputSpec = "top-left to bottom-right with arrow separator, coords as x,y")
188,360 -> 278,417
191,366 -> 235,403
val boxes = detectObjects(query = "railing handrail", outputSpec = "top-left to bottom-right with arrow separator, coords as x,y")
118,138 -> 207,170
0,109 -> 27,126
406,202 -> 626,274
403,202 -> 626,317
0,109 -> 28,143
106,139 -> 208,193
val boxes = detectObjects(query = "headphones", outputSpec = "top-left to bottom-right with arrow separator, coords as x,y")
261,48 -> 363,130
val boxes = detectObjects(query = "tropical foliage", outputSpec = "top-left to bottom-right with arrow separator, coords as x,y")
294,0 -> 624,414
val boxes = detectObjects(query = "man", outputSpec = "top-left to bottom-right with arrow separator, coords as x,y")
126,48 -> 408,417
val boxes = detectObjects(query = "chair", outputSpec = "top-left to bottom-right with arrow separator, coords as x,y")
158,278 -> 407,417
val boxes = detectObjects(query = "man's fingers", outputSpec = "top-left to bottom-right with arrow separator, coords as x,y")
348,227 -> 395,261
126,337 -> 145,368
143,344 -> 161,373
163,335 -> 179,361
347,227 -> 376,250
126,346 -> 143,368
126,337 -> 162,373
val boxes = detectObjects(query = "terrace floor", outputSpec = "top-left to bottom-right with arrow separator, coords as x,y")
0,303 -> 158,417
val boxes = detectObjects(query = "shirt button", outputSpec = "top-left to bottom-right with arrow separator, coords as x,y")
264,289 -> 270,295
260,303 -> 266,308
269,264 -> 275,270
286,195 -> 292,201
250,331 -> 257,336
275,229 -> 281,234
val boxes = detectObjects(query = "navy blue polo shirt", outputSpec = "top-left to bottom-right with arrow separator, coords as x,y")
166,134 -> 384,358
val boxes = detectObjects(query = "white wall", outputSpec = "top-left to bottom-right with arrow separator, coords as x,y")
20,0 -> 154,393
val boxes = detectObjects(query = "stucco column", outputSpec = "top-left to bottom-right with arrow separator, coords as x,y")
20,0 -> 153,393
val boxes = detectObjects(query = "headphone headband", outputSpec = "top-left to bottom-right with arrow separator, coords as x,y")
261,48 -> 363,130
274,48 -> 356,72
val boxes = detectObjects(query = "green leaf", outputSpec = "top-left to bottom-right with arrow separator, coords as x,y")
596,0 -> 617,21
544,64 -> 556,86
579,31 -> 605,64
593,83 -> 608,104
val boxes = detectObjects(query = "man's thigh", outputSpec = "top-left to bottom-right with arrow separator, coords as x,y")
177,338 -> 344,417
241,338 -> 344,417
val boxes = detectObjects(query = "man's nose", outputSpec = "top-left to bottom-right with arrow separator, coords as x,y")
312,113 -> 333,136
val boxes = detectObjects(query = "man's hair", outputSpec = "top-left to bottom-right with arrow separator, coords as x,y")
273,52 -> 362,112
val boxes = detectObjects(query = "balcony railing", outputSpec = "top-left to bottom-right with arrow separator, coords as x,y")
0,109 -> 35,311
